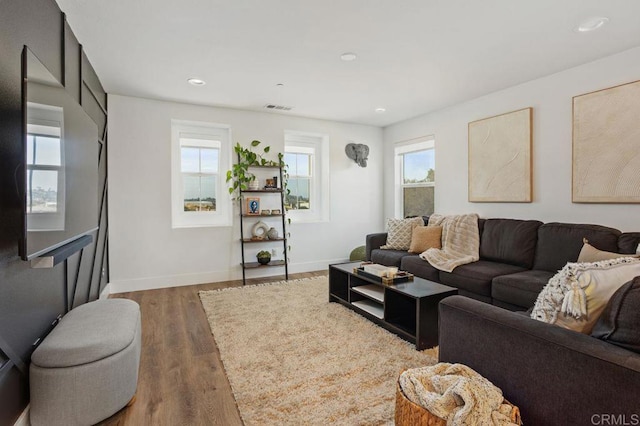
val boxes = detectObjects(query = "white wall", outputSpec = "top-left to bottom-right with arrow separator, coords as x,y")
108,95 -> 382,292
383,46 -> 640,232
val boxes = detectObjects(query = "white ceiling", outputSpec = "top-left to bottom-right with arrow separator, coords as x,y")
56,0 -> 640,127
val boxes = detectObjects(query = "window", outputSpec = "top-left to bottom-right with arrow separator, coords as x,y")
171,120 -> 231,228
284,149 -> 312,210
284,131 -> 329,222
395,137 -> 435,218
26,103 -> 65,231
180,142 -> 218,212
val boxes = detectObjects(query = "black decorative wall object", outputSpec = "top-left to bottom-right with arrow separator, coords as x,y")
0,1 -> 109,423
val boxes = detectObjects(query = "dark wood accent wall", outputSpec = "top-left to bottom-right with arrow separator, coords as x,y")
0,1 -> 109,423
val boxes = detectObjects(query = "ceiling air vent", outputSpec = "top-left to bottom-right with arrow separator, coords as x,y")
264,104 -> 293,111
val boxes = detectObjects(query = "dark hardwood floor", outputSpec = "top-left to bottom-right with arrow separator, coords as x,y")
98,271 -> 327,426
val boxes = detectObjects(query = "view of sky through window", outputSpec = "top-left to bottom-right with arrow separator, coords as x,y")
403,149 -> 434,183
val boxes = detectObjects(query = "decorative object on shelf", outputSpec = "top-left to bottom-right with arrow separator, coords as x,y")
271,209 -> 281,215
260,209 -> 271,215
246,197 -> 260,215
468,107 -> 532,203
248,180 -> 260,191
267,227 -> 279,240
572,79 -> 640,203
252,221 -> 269,239
265,176 -> 278,189
257,250 -> 271,265
345,142 -> 370,167
226,140 -> 279,198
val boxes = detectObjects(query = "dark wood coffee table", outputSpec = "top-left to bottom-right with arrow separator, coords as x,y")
329,261 -> 457,350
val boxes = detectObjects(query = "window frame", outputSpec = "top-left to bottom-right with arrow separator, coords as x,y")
171,120 -> 232,228
284,130 -> 330,223
394,137 -> 435,219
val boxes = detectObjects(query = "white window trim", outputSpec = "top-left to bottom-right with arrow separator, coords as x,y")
284,130 -> 330,223
394,137 -> 435,219
171,119 -> 232,228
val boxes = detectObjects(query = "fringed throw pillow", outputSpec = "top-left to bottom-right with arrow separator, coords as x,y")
530,257 -> 640,334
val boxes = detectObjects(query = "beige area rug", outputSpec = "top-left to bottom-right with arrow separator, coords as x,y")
199,276 -> 438,425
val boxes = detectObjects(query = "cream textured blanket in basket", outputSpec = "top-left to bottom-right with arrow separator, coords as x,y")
420,214 -> 480,272
399,363 -> 519,426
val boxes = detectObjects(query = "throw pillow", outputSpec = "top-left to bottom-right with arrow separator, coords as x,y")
591,277 -> 640,354
408,226 -> 442,254
381,217 -> 424,251
577,240 -> 637,263
530,257 -> 640,334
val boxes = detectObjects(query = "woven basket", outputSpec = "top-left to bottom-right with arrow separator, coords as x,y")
395,380 -> 522,426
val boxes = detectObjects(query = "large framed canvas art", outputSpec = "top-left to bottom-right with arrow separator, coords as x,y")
468,107 -> 532,202
573,79 -> 640,203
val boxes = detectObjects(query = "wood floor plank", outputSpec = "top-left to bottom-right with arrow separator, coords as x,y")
98,271 -> 326,425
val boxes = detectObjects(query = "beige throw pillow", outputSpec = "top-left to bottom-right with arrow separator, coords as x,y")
408,226 -> 442,253
578,240 -> 638,263
381,217 -> 424,251
531,257 -> 640,334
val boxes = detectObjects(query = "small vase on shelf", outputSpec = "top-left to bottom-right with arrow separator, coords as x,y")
267,227 -> 279,240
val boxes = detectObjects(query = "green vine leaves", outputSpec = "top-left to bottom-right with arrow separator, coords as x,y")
226,140 -> 276,198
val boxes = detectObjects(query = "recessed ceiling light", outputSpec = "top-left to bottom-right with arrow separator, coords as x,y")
375,107 -> 386,113
575,17 -> 609,33
187,78 -> 206,86
340,52 -> 357,61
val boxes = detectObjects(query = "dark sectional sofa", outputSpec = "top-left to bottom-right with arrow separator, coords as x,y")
366,217 -> 640,424
366,217 -> 640,310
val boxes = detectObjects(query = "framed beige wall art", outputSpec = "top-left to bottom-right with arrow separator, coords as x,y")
573,79 -> 640,203
468,107 -> 532,202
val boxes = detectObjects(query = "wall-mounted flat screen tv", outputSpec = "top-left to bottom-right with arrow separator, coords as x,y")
20,47 -> 99,260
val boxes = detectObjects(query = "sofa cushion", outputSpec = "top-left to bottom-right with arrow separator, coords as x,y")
400,255 -> 440,282
438,260 -> 527,298
370,249 -> 408,267
492,270 -> 555,309
479,219 -> 542,268
578,241 -> 637,263
408,225 -> 442,254
591,277 -> 640,354
381,217 -> 424,250
619,232 -> 640,254
533,222 -> 621,272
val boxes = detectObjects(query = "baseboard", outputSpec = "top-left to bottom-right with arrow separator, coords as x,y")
108,258 -> 346,293
13,405 -> 29,426
99,283 -> 111,299
109,270 -> 234,293
286,258 -> 348,274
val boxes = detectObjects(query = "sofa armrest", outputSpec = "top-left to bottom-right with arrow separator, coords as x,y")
365,233 -> 387,261
438,296 -> 640,425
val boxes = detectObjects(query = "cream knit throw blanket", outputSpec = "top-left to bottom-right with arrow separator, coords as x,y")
399,363 -> 519,426
420,214 -> 480,272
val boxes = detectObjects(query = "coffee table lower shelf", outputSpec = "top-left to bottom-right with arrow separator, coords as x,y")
351,300 -> 384,319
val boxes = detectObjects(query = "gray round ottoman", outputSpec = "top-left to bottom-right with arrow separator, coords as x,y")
30,298 -> 141,426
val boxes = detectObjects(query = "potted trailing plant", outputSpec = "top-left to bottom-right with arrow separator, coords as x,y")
226,140 -> 281,199
256,250 -> 271,265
